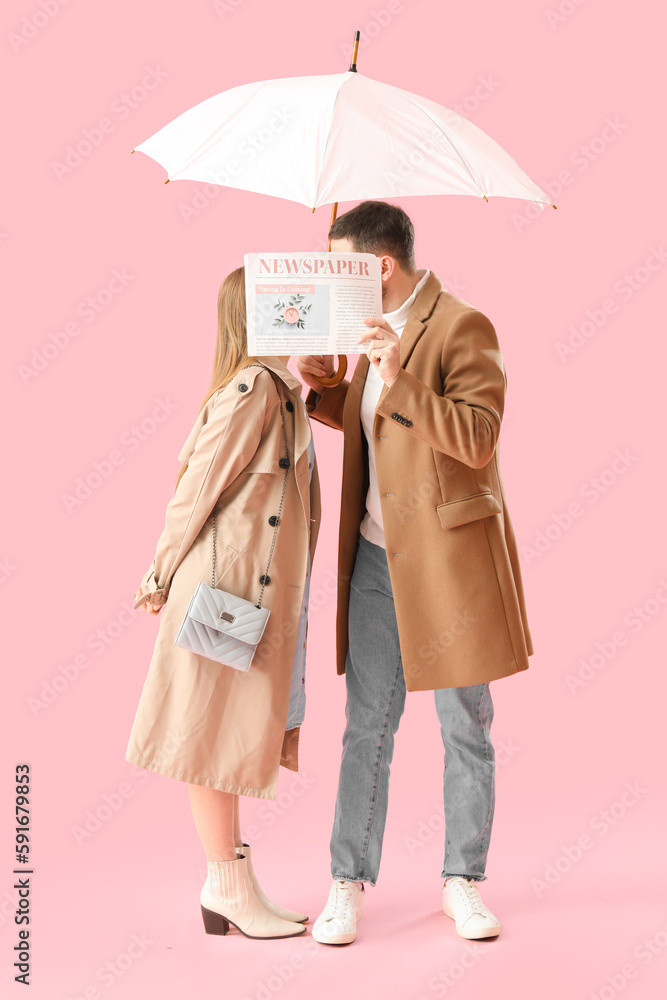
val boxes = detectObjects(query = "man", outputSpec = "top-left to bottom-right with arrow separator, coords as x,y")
296,200 -> 533,945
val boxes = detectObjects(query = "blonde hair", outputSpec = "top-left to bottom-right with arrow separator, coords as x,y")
173,266 -> 260,491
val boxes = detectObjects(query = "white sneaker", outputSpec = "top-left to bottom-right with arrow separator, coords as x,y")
442,877 -> 501,939
312,880 -> 365,945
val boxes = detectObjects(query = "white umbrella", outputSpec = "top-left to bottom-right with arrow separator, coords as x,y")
132,68 -> 553,211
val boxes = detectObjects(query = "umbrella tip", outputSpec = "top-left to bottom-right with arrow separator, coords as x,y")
552,203 -> 558,209
130,149 -> 135,154
311,206 -> 316,213
165,178 -> 170,185
483,195 -> 488,202
349,29 -> 360,72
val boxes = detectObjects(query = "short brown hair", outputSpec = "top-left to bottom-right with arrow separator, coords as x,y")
328,200 -> 416,273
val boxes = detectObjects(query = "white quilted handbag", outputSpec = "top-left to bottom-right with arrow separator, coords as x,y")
174,366 -> 290,672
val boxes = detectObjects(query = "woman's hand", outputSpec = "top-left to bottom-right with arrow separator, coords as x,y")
296,355 -> 335,391
133,584 -> 163,615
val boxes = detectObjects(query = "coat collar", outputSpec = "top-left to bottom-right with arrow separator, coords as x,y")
255,356 -> 304,397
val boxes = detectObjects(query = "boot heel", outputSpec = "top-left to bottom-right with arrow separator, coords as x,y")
201,905 -> 230,935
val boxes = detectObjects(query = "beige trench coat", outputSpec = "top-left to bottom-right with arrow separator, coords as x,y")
125,357 -> 320,799
306,271 -> 533,693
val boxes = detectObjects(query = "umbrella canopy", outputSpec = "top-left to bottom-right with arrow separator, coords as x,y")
133,70 -> 553,210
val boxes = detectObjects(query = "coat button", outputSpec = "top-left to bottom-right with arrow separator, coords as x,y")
391,412 -> 399,420
406,419 -> 413,427
285,400 -> 294,412
279,457 -> 291,469
268,515 -> 280,526
259,574 -> 271,585
238,383 -> 248,392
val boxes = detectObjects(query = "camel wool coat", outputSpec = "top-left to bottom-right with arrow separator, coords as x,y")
125,358 -> 320,799
305,271 -> 533,693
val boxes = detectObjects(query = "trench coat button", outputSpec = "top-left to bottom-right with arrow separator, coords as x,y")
405,419 -> 413,427
285,400 -> 294,412
259,574 -> 271,585
238,383 -> 248,392
391,412 -> 399,420
268,515 -> 280,526
279,457 -> 290,469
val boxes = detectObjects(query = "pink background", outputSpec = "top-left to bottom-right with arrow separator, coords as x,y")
2,1 -> 665,997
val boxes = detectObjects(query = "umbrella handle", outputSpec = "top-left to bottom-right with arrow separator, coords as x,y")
313,355 -> 348,387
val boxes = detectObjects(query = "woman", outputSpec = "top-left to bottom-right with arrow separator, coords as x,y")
125,266 -> 320,940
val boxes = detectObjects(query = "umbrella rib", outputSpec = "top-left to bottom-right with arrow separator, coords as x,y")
311,75 -> 352,209
400,94 -> 486,198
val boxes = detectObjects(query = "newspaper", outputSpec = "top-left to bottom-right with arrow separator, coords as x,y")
244,252 -> 382,356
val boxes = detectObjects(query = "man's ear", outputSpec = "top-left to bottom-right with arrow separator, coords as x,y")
379,254 -> 396,281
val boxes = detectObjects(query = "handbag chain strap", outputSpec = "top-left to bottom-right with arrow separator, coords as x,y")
211,363 -> 291,608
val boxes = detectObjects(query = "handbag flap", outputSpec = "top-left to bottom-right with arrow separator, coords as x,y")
188,582 -> 270,646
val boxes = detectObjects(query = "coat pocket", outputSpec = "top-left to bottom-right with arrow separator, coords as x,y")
435,491 -> 501,529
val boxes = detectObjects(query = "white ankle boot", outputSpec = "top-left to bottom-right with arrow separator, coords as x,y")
236,842 -> 308,923
201,855 -> 307,939
312,880 -> 365,945
442,877 -> 501,939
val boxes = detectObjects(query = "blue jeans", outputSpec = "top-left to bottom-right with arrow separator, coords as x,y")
330,533 -> 495,886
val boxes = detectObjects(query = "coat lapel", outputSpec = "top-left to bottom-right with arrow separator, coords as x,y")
372,271 -> 444,407
396,271 -> 443,368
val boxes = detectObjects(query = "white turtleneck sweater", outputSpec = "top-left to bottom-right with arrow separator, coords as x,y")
359,268 -> 431,548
